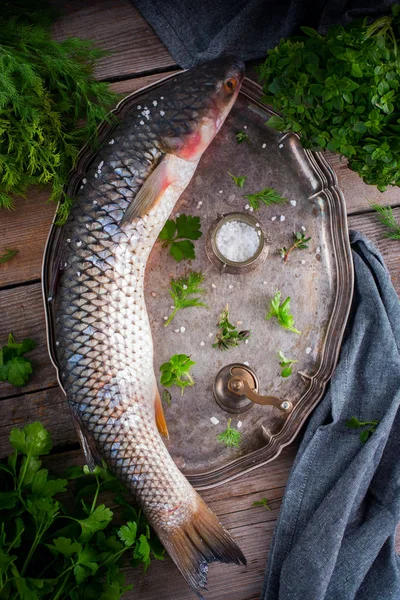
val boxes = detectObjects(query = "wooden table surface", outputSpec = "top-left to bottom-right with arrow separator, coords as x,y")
1,2 -> 399,599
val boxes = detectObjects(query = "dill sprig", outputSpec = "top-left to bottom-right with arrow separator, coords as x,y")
244,187 -> 287,210
217,418 -> 241,448
165,271 -> 208,326
370,203 -> 400,240
0,5 -> 119,220
0,249 -> 19,264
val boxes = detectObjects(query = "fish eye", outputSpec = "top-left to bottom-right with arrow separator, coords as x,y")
223,77 -> 237,93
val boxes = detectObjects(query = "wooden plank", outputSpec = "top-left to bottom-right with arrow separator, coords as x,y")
0,188 -> 55,288
51,0 -> 176,81
327,152 -> 400,214
0,387 -> 72,457
348,208 -> 400,295
0,283 -> 57,398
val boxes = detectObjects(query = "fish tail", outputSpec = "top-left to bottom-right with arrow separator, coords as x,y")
156,495 -> 246,599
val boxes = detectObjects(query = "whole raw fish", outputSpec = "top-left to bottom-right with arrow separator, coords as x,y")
43,57 -> 246,598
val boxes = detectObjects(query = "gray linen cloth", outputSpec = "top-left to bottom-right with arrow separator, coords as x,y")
132,0 -> 396,69
262,231 -> 400,600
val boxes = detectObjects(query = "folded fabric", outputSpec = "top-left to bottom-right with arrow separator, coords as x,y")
262,231 -> 400,600
131,0 -> 396,68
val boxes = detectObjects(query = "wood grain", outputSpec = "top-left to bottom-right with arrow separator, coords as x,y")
0,283 -> 57,398
51,0 -> 176,81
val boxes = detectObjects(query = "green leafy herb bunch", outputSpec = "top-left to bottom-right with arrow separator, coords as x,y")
0,421 -> 163,599
259,7 -> 400,190
0,1 -> 118,220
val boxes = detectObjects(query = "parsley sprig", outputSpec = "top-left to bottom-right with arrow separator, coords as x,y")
159,354 -> 196,395
259,8 -> 400,191
235,131 -> 249,143
279,231 -> 311,262
228,172 -> 247,188
370,203 -> 400,240
217,419 -> 241,448
158,214 -> 203,261
0,422 -> 162,599
252,497 -> 271,510
345,416 -> 380,443
244,187 -> 287,210
278,350 -> 298,377
0,333 -> 36,387
165,271 -> 208,326
266,291 -> 301,334
213,305 -> 250,351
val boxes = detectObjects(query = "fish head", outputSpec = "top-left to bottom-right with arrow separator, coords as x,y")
160,56 -> 245,162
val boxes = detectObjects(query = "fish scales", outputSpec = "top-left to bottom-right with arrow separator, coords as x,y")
44,58 -> 246,598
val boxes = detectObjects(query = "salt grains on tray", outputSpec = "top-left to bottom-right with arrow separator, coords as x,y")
216,220 -> 260,263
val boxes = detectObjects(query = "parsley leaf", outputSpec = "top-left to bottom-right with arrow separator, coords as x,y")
235,131 -> 249,143
370,203 -> 400,240
228,172 -> 247,188
0,333 -> 36,387
165,270 -> 208,326
278,350 -> 298,377
213,305 -> 250,351
279,231 -> 311,262
345,416 -> 379,443
159,354 -> 196,395
217,418 -> 241,448
158,214 -> 203,262
244,187 -> 287,210
266,291 -> 301,334
0,248 -> 18,264
252,497 -> 271,510
118,522 -> 137,547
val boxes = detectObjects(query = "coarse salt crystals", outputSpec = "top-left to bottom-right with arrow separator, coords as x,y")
216,220 -> 260,263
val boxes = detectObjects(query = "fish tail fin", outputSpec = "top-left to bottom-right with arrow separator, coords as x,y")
154,389 -> 169,438
157,495 -> 246,599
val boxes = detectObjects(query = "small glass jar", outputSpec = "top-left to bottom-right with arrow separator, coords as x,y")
206,212 -> 268,274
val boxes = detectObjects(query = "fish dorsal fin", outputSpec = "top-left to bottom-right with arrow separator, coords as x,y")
155,389 -> 169,439
70,408 -> 103,471
120,154 -> 174,226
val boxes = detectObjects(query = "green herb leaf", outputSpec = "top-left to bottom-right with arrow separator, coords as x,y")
244,187 -> 287,210
370,203 -> 400,240
9,422 -> 52,456
0,333 -> 36,387
48,537 -> 82,558
278,350 -> 298,377
161,389 -> 172,406
235,131 -> 249,143
76,505 -> 114,542
279,231 -> 311,262
165,270 -> 208,326
345,415 -> 379,443
217,418 -> 241,448
158,214 -> 203,261
212,304 -> 250,351
160,354 -> 196,395
266,292 -> 301,334
0,249 -> 19,264
118,522 -> 137,547
252,497 -> 271,510
228,172 -> 247,188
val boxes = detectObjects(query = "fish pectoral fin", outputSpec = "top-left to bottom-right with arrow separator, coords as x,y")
155,389 -> 169,439
119,154 -> 174,226
70,408 -> 103,471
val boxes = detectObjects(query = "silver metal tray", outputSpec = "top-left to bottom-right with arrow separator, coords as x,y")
46,76 -> 354,490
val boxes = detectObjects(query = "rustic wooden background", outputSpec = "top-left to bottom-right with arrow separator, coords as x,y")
0,1 -> 399,599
